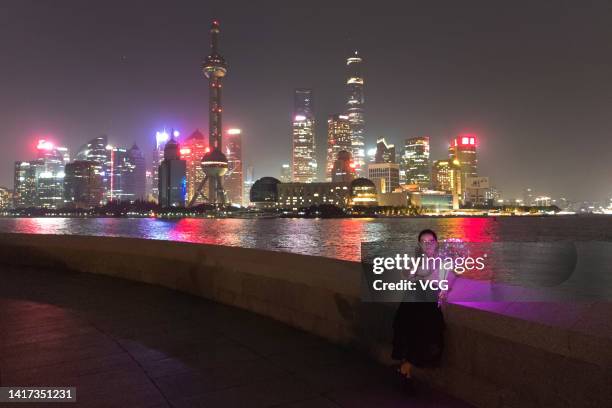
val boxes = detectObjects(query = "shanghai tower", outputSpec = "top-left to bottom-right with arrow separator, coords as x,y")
345,51 -> 366,177
191,19 -> 228,206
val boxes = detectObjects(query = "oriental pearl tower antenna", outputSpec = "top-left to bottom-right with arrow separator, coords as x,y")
189,19 -> 228,207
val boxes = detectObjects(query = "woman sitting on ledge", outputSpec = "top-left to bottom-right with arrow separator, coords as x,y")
392,228 -> 457,392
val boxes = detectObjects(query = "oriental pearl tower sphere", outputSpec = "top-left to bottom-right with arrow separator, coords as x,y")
201,19 -> 228,205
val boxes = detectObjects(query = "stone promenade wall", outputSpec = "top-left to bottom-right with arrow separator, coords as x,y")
0,233 -> 609,408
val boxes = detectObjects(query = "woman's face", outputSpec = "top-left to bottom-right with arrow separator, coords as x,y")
419,233 -> 438,257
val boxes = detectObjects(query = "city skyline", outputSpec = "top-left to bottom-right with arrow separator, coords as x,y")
2,1 -> 612,202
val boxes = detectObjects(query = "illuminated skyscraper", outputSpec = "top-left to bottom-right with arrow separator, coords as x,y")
181,129 -> 208,205
448,134 -> 478,192
34,140 -> 69,209
243,165 -> 255,207
331,150 -> 356,183
125,144 -> 146,201
64,160 -> 103,208
326,114 -> 352,181
158,134 -> 187,207
375,138 -> 396,163
368,162 -> 400,193
432,159 -> 462,209
401,136 -> 430,189
294,88 -> 313,118
13,161 -> 37,208
292,88 -> 317,183
107,146 -> 129,201
75,136 -> 110,198
345,51 -> 366,177
280,164 -> 291,183
0,187 -> 11,210
151,130 -> 170,203
225,128 -> 243,205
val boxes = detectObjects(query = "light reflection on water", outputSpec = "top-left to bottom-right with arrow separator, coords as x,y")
0,216 -> 610,261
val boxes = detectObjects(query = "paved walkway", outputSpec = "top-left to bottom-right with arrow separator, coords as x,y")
0,266 -> 472,408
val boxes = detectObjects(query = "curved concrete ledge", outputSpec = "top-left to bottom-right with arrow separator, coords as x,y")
0,233 -> 610,408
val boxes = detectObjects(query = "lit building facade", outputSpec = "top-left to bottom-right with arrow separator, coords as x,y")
249,177 -> 377,208
125,144 -> 146,201
368,162 -> 400,194
243,165 -> 255,207
448,134 -> 477,191
64,160 -> 104,208
345,51 -> 366,177
331,150 -> 355,183
225,129 -> 243,205
410,191 -> 454,212
0,187 -> 11,210
151,130 -> 171,203
291,88 -> 317,183
13,161 -> 37,208
432,159 -> 462,197
158,135 -> 187,207
326,114 -> 352,181
107,147 -> 129,202
350,178 -> 377,206
280,164 -> 291,183
375,138 -> 396,163
278,182 -> 350,208
75,135 -> 110,199
34,140 -> 69,209
181,129 -> 209,206
401,136 -> 430,189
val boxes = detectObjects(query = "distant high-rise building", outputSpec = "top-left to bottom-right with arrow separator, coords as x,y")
34,140 -> 69,209
152,130 -> 171,203
448,134 -> 477,191
280,164 -> 291,183
145,170 -> 154,201
181,129 -> 209,205
158,134 -> 187,207
75,135 -> 110,200
345,51 -> 366,177
107,147 -> 130,202
292,88 -> 317,183
331,150 -> 355,183
125,144 -> 146,201
326,114 -> 352,181
465,177 -> 491,207
401,136 -> 430,189
523,188 -> 534,206
294,88 -> 313,118
375,138 -> 396,164
368,162 -> 400,193
14,140 -> 70,209
64,160 -> 103,208
225,129 -> 243,205
13,161 -> 37,208
0,187 -> 11,210
243,165 -> 255,207
432,159 -> 462,209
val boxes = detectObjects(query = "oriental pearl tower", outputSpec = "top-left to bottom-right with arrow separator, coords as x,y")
190,19 -> 228,206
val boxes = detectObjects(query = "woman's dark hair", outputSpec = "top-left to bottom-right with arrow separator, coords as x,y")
418,229 -> 438,242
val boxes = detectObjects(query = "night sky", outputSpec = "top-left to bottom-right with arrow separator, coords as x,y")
1,0 -> 611,202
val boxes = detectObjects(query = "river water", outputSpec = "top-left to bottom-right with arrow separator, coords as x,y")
0,216 -> 610,261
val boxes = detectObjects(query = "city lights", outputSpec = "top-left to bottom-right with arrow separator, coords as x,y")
36,139 -> 54,150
